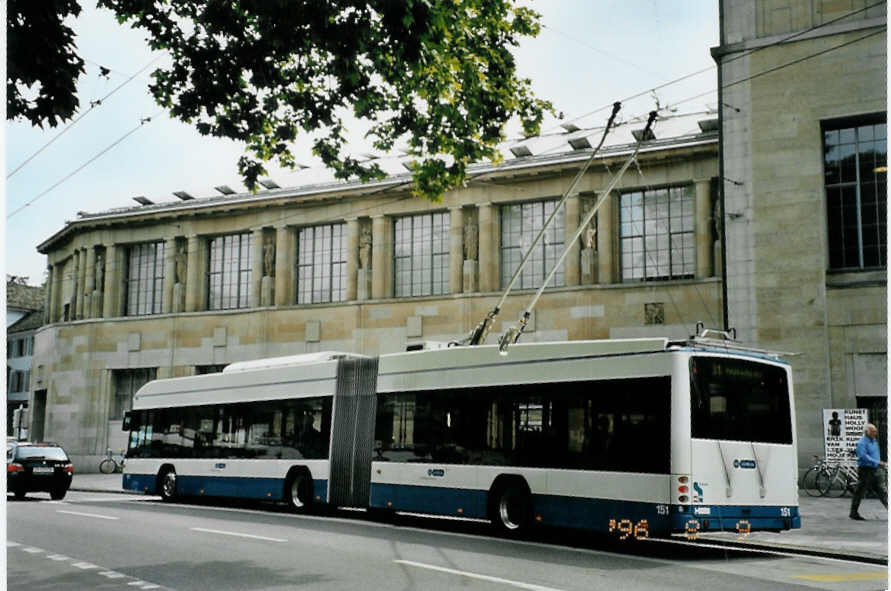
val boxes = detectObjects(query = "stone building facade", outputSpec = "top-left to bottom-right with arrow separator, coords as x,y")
715,1 -> 887,465
32,114 -> 721,469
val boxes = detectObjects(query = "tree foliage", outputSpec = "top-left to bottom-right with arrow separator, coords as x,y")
7,0 -> 86,128
9,1 -> 552,201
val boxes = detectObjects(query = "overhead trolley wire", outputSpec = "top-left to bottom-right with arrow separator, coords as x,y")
530,0 -> 886,139
7,112 -> 162,220
7,55 -> 163,180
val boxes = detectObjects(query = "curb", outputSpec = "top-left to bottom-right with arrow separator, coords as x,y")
69,486 -> 145,495
693,535 -> 888,565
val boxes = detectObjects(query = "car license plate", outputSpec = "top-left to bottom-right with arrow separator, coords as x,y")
32,467 -> 54,474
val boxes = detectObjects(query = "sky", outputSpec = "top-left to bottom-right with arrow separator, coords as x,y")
4,1 -> 719,283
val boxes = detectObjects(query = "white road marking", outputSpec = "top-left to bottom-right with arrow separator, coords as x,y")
394,560 -> 566,591
71,561 -> 99,569
8,540 -> 169,589
128,582 -> 161,589
190,527 -> 287,543
57,509 -> 119,520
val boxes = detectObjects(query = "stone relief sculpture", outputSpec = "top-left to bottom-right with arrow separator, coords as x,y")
263,235 -> 275,277
581,199 -> 598,250
463,215 -> 478,261
358,226 -> 372,270
584,222 -> 597,250
174,243 -> 187,284
95,253 -> 105,291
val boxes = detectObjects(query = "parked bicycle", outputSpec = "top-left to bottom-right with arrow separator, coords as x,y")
801,455 -> 833,497
801,451 -> 862,498
99,448 -> 125,474
817,456 -> 859,498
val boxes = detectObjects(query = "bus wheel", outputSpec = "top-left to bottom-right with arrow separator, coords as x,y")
285,469 -> 313,513
490,480 -> 531,534
158,468 -> 177,502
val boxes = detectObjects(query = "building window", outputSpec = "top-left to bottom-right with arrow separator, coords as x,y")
824,117 -> 887,270
207,233 -> 252,310
111,368 -> 156,420
394,213 -> 450,297
620,186 -> 694,281
125,242 -> 166,316
296,224 -> 346,304
7,370 -> 31,394
500,200 -> 565,289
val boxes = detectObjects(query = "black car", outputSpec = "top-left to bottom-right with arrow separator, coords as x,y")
7,441 -> 74,500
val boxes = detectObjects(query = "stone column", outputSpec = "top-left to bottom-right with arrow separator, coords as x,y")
695,180 -> 713,278
102,244 -> 121,318
162,238 -> 177,313
478,203 -> 497,292
564,196 -> 581,286
371,215 -> 389,299
274,225 -> 292,306
84,247 -> 96,318
185,235 -> 202,312
449,207 -> 464,294
250,228 -> 265,308
345,218 -> 359,301
45,265 -> 55,323
597,192 -> 614,284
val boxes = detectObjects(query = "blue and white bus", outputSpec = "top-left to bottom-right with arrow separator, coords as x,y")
122,336 -> 800,537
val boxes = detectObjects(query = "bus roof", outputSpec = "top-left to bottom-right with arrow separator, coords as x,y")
222,351 -> 366,373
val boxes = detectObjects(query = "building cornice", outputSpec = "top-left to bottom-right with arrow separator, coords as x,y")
711,16 -> 886,60
37,132 -> 717,253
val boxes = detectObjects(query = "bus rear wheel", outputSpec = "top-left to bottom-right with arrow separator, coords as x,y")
285,469 -> 313,513
490,481 -> 531,534
158,468 -> 177,502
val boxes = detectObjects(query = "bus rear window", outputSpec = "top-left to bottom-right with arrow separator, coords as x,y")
690,357 -> 792,444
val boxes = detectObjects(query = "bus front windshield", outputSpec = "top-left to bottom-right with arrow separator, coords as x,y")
690,356 -> 792,444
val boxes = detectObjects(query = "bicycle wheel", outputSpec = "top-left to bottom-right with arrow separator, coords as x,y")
99,458 -> 116,474
816,468 -> 847,498
801,466 -> 823,497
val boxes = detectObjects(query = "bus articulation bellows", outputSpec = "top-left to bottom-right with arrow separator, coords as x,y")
122,337 -> 800,537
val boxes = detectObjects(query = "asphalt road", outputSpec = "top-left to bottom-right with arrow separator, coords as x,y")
7,490 -> 888,591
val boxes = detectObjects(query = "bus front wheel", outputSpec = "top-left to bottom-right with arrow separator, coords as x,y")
158,468 -> 177,502
489,480 -> 531,534
285,469 -> 313,513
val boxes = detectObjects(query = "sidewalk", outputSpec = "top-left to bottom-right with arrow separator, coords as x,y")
70,475 -> 887,561
699,493 -> 887,562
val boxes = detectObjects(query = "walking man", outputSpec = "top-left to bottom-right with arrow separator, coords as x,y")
850,423 -> 888,520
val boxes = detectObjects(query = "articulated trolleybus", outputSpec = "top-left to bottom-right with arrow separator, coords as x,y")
122,334 -> 800,538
